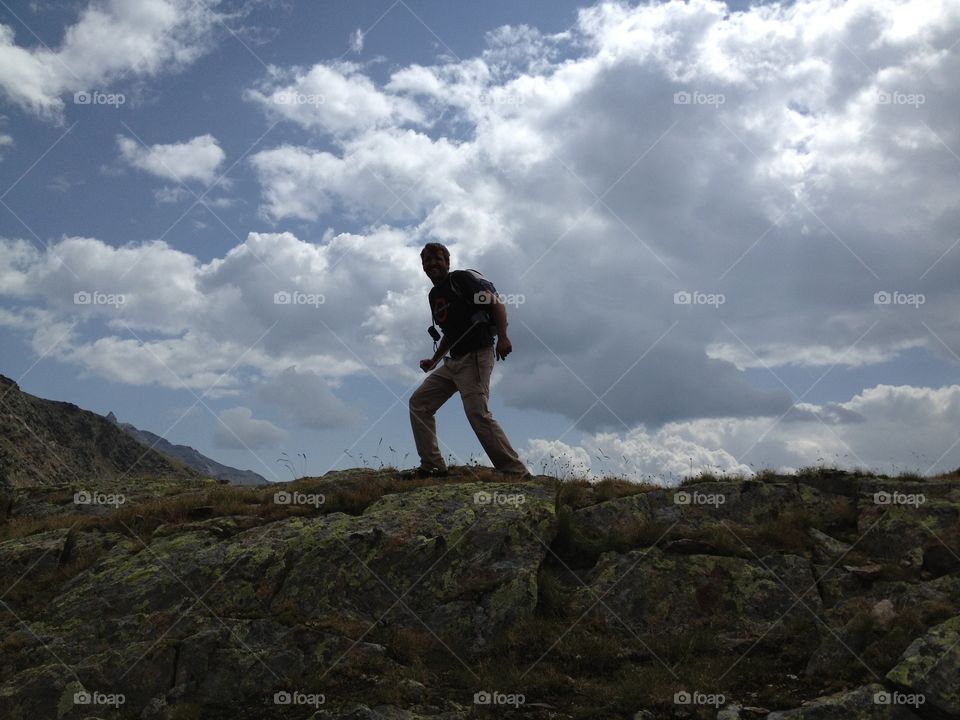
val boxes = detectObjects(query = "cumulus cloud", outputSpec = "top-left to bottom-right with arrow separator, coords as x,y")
117,134 -> 225,184
213,406 -> 287,450
245,61 -> 423,136
257,368 -> 365,429
0,231 -> 422,400
243,0 -> 960,432
524,384 -> 960,482
0,0 -> 226,119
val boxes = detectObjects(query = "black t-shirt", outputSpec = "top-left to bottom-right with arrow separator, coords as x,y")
429,270 -> 495,358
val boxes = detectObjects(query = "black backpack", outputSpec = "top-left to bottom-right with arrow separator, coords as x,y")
428,269 -> 498,343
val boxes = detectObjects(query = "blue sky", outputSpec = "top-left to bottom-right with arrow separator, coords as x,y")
2,0 -> 959,482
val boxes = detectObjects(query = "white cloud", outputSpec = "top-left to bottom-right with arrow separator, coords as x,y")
117,133 -> 225,184
245,61 -> 423,136
249,130 -> 467,222
349,28 -> 364,54
245,0 -> 960,430
214,406 -> 287,450
525,384 -> 960,482
0,0 -> 226,119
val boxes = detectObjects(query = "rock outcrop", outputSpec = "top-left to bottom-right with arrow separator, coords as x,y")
0,467 -> 957,719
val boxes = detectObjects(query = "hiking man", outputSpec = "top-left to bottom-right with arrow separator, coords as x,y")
407,242 -> 529,479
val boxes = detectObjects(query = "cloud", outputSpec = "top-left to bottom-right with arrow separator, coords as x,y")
241,0 -> 960,431
245,61 -> 423,136
117,133 -> 225,184
213,406 -> 287,450
0,231 -> 422,400
249,130 -> 466,222
0,0 -> 226,120
0,115 -> 12,160
349,28 -> 364,54
257,368 -> 365,429
523,384 -> 960,481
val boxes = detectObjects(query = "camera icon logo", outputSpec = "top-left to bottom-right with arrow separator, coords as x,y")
674,690 -> 691,704
674,491 -> 691,505
74,91 -> 91,104
474,691 -> 492,704
674,291 -> 692,305
274,491 -> 291,505
674,91 -> 691,104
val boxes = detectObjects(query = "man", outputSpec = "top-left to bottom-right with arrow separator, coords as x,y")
407,242 -> 529,479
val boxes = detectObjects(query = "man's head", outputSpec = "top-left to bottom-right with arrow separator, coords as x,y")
420,242 -> 450,285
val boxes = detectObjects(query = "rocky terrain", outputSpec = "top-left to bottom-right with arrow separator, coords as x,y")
0,375 -> 197,488
0,462 -> 958,719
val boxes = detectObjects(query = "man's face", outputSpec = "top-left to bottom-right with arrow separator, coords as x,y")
421,250 -> 449,283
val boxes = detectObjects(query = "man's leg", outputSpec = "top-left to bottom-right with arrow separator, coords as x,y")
455,348 -> 528,474
409,362 -> 458,471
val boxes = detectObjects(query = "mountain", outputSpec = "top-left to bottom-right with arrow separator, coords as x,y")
1,464 -> 958,719
0,374 -> 196,488
106,411 -> 267,486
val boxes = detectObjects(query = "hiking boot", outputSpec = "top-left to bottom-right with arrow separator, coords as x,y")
400,465 -> 447,481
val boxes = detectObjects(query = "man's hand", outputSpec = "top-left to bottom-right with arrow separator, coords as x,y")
419,358 -> 438,372
495,335 -> 513,361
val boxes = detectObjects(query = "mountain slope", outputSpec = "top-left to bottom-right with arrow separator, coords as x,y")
106,412 -> 267,486
0,374 -> 196,487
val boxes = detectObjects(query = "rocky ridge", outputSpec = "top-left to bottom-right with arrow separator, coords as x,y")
0,467 -> 957,719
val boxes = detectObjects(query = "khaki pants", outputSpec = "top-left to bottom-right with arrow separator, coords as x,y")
409,346 -> 527,473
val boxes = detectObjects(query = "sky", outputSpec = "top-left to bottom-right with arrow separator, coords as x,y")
1,0 -> 959,484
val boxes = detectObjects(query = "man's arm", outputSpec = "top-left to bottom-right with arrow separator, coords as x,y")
490,295 -> 513,361
420,333 -> 452,372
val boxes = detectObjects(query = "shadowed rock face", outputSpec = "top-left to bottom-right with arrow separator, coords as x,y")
0,376 -> 196,487
0,466 -> 958,719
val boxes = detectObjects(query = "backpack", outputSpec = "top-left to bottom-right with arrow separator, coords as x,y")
428,269 -> 498,344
